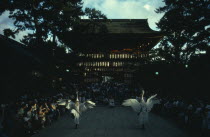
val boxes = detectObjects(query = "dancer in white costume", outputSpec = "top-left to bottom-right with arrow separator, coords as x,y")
57,91 -> 96,129
122,90 -> 159,129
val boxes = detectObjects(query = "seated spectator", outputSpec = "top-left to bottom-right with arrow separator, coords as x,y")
38,104 -> 49,128
17,104 -> 26,119
23,112 -> 33,135
109,97 -> 115,107
103,96 -> 109,105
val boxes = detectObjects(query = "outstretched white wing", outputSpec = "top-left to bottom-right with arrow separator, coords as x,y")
122,99 -> 141,112
146,94 -> 160,112
79,100 -> 96,113
57,99 -> 67,105
57,99 -> 75,109
71,109 -> 80,118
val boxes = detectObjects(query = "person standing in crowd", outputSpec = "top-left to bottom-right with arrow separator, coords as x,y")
38,103 -> 50,128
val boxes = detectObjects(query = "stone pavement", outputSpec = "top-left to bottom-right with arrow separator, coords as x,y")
33,107 -> 192,137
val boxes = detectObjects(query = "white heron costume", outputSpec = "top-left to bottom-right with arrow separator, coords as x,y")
57,92 -> 96,129
122,90 -> 159,129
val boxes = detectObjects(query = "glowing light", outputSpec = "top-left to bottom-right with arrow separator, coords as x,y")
123,49 -> 133,51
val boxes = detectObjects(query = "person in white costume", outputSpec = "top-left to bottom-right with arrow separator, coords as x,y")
57,91 -> 96,129
122,90 -> 159,129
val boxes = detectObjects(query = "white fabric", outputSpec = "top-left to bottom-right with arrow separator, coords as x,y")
57,99 -> 66,105
146,94 -> 159,112
80,100 -> 95,112
57,99 -> 75,110
122,91 -> 159,126
58,98 -> 95,125
122,99 -> 141,112
71,109 -> 80,124
138,104 -> 148,125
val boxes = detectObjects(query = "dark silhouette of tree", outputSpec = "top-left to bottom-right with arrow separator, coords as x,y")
0,0 -> 84,47
58,8 -> 108,51
156,0 -> 209,64
1,1 -> 107,52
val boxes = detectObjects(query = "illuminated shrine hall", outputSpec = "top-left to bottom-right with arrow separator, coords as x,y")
72,19 -> 164,83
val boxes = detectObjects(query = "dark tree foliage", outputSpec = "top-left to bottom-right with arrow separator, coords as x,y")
57,8 -> 108,51
156,0 -> 210,64
1,0 -> 107,51
0,0 -> 84,47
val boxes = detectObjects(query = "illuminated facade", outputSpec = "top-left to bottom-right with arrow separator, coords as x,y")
71,19 -> 164,83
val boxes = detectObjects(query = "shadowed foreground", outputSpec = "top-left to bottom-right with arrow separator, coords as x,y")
33,107 -> 191,137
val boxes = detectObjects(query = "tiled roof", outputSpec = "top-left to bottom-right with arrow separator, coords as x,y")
81,19 -> 160,34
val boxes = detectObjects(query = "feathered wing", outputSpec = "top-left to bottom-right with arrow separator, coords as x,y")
146,94 -> 160,112
79,100 -> 96,113
146,94 -> 157,104
71,109 -> 80,117
57,99 -> 67,106
57,99 -> 75,109
66,101 -> 75,110
122,99 -> 142,112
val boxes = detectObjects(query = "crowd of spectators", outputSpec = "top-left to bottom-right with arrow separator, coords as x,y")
155,97 -> 210,136
79,82 -> 210,136
1,81 -> 209,137
76,82 -> 143,106
78,82 -> 210,136
0,92 -> 71,137
0,82 -> 137,137
0,81 -> 144,137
